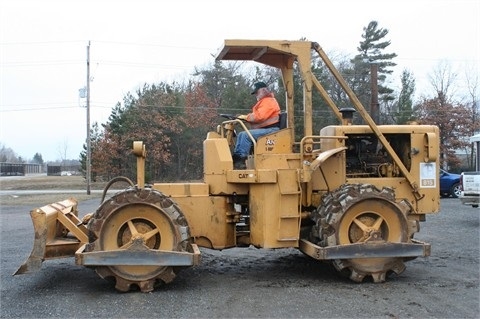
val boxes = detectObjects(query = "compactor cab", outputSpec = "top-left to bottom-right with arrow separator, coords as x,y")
16,40 -> 440,292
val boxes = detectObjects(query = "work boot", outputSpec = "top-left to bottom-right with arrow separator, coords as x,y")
233,154 -> 247,169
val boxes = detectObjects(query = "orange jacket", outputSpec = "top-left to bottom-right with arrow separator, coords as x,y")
246,93 -> 280,129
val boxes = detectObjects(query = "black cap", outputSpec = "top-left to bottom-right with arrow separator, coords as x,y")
251,82 -> 267,95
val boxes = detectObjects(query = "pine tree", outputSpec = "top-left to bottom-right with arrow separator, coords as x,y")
32,152 -> 44,165
350,21 -> 398,123
395,69 -> 416,124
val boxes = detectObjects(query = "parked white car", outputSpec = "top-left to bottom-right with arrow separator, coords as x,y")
459,172 -> 480,208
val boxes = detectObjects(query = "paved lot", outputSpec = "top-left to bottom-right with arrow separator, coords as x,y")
0,197 -> 479,318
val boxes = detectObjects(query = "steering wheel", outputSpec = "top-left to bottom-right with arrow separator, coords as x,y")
220,114 -> 239,120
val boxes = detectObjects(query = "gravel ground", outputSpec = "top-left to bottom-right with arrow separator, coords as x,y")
0,177 -> 479,318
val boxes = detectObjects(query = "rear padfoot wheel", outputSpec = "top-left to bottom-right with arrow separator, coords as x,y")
86,187 -> 190,292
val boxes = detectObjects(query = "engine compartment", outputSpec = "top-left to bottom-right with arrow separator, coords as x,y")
345,133 -> 411,178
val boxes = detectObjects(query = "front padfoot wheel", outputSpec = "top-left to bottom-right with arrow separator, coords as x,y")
312,184 -> 414,283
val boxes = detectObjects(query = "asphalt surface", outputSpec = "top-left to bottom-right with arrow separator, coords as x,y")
0,196 -> 479,318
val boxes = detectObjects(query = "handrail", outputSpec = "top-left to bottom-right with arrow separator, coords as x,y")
299,135 -> 347,159
220,119 -> 257,154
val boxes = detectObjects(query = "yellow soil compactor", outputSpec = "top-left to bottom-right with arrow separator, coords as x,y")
15,40 -> 440,292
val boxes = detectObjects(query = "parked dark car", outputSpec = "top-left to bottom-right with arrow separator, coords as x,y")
440,169 -> 461,198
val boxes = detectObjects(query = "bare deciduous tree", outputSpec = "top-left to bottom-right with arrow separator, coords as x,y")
463,67 -> 480,169
427,60 -> 457,101
414,61 -> 472,171
57,138 -> 69,166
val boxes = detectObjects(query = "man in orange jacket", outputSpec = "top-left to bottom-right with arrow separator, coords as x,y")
233,82 -> 281,169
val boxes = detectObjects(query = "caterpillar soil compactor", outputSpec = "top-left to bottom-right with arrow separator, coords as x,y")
15,40 -> 440,292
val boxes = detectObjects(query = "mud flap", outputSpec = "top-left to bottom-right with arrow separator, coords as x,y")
75,239 -> 201,267
299,238 -> 431,260
14,199 -> 88,275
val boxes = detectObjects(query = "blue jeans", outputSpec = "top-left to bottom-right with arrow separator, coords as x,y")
233,127 -> 280,158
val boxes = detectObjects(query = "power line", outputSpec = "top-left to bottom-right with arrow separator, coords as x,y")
0,105 -> 111,112
92,40 -> 213,51
1,60 -> 83,67
0,40 -> 85,46
0,39 -> 212,50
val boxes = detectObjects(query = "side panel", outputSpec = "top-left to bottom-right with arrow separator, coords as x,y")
153,183 -> 236,249
249,169 -> 301,248
203,137 -> 249,195
255,128 -> 293,154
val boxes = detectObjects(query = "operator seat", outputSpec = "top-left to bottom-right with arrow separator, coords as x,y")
278,112 -> 287,129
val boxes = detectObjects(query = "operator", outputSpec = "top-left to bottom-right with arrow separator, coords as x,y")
233,81 -> 281,169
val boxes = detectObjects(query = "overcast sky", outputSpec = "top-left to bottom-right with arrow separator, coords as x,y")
1,0 -> 479,161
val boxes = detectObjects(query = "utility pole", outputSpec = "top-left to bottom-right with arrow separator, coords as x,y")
86,41 -> 91,195
370,63 -> 379,124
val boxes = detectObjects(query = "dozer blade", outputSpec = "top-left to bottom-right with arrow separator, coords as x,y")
14,198 -> 89,275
